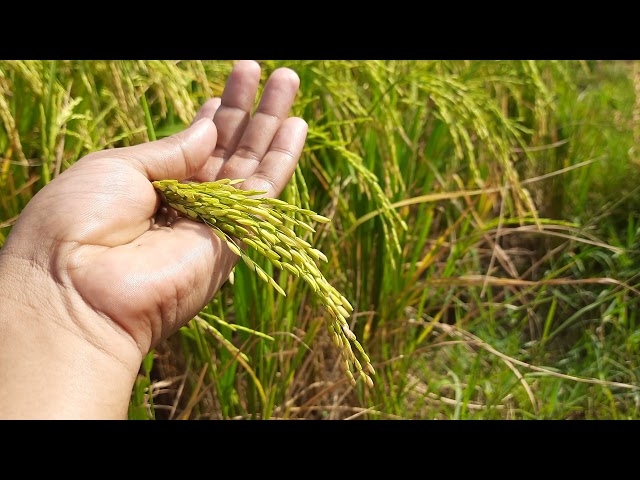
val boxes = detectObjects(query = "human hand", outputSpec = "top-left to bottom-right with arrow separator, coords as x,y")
0,60 -> 307,418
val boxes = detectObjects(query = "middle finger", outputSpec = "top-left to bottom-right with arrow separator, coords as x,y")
217,66 -> 300,182
191,60 -> 261,182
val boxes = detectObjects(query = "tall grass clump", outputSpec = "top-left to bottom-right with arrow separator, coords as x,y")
1,60 -> 638,419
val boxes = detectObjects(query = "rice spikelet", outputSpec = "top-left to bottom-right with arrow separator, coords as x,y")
153,178 -> 374,388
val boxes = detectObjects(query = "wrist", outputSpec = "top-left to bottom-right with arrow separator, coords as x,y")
0,251 -> 143,419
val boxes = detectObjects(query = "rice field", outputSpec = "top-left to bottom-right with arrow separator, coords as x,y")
1,60 -> 638,419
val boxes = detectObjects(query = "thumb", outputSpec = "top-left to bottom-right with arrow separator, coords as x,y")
121,118 -> 217,181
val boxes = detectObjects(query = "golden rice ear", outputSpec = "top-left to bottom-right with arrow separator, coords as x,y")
153,178 -> 376,388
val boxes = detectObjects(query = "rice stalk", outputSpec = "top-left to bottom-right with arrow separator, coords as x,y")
153,178 -> 375,388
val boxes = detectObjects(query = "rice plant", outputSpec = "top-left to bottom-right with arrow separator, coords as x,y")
1,60 -> 638,419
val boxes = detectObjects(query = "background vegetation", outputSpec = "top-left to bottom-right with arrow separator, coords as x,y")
1,60 -> 638,419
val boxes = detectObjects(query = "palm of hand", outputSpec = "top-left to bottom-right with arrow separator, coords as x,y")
4,61 -> 306,356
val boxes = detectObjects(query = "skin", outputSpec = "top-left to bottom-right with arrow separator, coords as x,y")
0,60 -> 308,419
